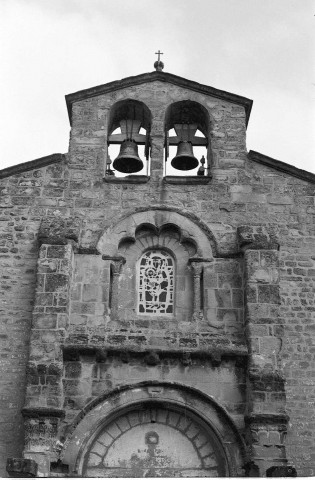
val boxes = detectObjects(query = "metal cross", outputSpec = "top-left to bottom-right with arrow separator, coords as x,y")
155,50 -> 164,62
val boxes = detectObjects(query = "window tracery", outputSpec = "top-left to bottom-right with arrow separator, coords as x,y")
137,250 -> 174,315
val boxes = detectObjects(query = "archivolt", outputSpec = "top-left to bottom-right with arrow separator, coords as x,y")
96,208 -> 216,258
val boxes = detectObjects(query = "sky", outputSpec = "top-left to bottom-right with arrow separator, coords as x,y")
0,0 -> 314,173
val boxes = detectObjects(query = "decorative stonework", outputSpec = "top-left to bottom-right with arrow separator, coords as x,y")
137,250 -> 174,315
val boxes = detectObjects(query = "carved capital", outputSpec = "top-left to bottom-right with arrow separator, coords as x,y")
39,217 -> 81,246
237,225 -> 279,251
6,458 -> 38,478
102,255 -> 126,274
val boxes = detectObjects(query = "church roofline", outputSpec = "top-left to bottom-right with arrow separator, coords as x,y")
65,71 -> 253,127
0,153 -> 65,179
248,150 -> 315,184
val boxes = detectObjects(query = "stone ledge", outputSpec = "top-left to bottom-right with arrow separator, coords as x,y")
163,175 -> 211,185
188,257 -> 213,263
22,407 -> 65,419
245,413 -> 289,426
6,458 -> 38,477
103,175 -> 149,184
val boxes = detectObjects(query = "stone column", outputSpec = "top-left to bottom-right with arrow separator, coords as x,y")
238,226 -> 293,476
189,259 -> 204,320
102,255 -> 125,320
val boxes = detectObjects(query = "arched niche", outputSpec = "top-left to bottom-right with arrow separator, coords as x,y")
117,224 -> 195,320
61,382 -> 246,477
96,209 -> 216,258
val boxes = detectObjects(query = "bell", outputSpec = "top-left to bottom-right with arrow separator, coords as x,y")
113,139 -> 144,174
171,141 -> 199,171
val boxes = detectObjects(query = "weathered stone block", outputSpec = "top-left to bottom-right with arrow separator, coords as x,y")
32,314 -> 57,329
258,285 -> 280,304
45,274 -> 69,293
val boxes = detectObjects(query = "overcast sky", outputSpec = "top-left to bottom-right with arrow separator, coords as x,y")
1,0 -> 314,173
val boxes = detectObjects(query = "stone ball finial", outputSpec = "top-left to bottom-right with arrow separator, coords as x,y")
154,60 -> 164,72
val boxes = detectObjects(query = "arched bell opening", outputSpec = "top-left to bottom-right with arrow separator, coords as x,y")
106,99 -> 152,177
164,101 -> 210,177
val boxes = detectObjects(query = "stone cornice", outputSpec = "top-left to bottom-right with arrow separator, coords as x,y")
62,344 -> 248,360
248,150 -> 315,184
65,71 -> 253,127
0,153 -> 65,180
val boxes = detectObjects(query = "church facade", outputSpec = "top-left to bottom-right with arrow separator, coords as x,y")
1,66 -> 315,477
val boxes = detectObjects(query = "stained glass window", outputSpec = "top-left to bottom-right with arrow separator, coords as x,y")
138,250 -> 174,315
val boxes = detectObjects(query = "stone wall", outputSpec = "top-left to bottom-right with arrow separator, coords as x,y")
0,77 -> 315,476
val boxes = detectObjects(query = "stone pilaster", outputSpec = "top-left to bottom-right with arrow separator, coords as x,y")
22,240 -> 75,476
238,226 -> 290,475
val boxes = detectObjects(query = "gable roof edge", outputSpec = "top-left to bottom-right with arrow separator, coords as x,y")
248,150 -> 315,184
0,154 -> 66,180
65,71 -> 253,127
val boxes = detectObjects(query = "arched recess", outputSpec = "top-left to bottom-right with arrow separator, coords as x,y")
117,224 -> 195,319
61,382 -> 246,477
96,208 -> 216,258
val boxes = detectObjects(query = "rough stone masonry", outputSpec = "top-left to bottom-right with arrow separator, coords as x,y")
1,69 -> 315,477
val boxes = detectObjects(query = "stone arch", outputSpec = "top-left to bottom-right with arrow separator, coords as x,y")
61,382 -> 246,477
108,98 -> 152,135
165,100 -> 210,138
97,208 -> 216,258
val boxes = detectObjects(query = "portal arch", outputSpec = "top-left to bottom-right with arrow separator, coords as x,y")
61,382 -> 246,477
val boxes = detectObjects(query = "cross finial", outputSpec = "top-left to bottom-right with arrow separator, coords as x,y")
154,50 -> 164,71
155,50 -> 163,62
